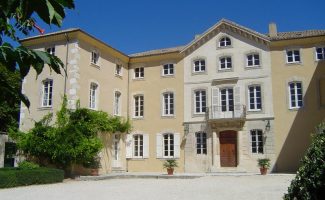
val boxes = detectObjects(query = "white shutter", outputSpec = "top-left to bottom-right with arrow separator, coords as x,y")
234,86 -> 241,118
126,134 -> 133,158
211,88 -> 219,119
143,134 -> 149,158
156,133 -> 163,158
174,133 -> 181,158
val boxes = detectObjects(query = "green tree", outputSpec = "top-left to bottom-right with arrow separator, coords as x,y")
0,63 -> 21,132
0,0 -> 75,107
10,98 -> 131,174
284,121 -> 325,200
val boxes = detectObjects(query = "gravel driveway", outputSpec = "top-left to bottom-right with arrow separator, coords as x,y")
0,174 -> 294,200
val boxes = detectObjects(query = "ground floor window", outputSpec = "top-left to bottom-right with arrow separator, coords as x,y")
251,129 -> 263,154
133,134 -> 143,157
196,132 -> 207,154
163,133 -> 174,157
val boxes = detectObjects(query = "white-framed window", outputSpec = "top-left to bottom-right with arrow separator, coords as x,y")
115,64 -> 122,76
156,133 -> 180,159
134,67 -> 144,78
91,50 -> 99,65
194,90 -> 206,114
251,129 -> 264,154
289,82 -> 303,109
89,82 -> 98,109
219,37 -> 231,47
163,64 -> 174,76
163,92 -> 174,116
196,132 -> 207,155
126,133 -> 149,159
133,134 -> 143,157
247,54 -> 260,67
316,47 -> 325,60
46,46 -> 55,55
134,95 -> 144,117
248,85 -> 262,111
286,49 -> 300,63
113,91 -> 121,116
41,79 -> 53,107
220,88 -> 234,112
163,133 -> 174,158
219,57 -> 232,70
193,59 -> 206,73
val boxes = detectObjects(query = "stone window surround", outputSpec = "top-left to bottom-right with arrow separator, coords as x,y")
89,80 -> 100,110
285,47 -> 302,65
90,49 -> 100,67
161,89 -> 176,118
113,89 -> 122,116
192,87 -> 208,117
161,61 -> 176,77
133,93 -> 144,119
40,78 -> 53,109
315,46 -> 325,61
245,50 -> 262,68
286,77 -> 305,111
245,82 -> 265,114
217,34 -> 233,49
191,56 -> 207,75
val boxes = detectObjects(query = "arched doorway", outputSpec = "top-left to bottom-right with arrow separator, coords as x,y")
219,130 -> 237,167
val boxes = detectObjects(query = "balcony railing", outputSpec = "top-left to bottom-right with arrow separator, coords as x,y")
207,105 -> 246,120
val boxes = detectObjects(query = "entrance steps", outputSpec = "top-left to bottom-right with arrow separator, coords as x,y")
111,167 -> 126,173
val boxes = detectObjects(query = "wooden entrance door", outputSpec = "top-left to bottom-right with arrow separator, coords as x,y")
219,131 -> 237,167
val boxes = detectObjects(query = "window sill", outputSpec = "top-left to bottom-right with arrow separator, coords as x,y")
193,113 -> 206,117
288,107 -> 302,111
90,63 -> 100,69
161,115 -> 176,119
128,157 -> 147,160
133,78 -> 145,81
247,109 -> 263,113
218,69 -> 233,72
158,157 -> 179,160
217,45 -> 233,50
132,116 -> 144,120
161,74 -> 175,78
245,65 -> 262,70
285,62 -> 302,66
191,71 -> 207,76
115,74 -> 123,78
38,107 -> 53,111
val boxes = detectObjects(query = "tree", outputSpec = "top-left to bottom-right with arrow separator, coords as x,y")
284,121 -> 325,200
0,64 -> 21,132
0,0 -> 75,107
10,98 -> 131,174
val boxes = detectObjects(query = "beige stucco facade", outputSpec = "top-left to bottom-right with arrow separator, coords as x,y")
270,36 -> 325,172
6,19 -> 324,174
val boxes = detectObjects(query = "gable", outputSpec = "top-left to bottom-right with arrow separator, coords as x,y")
181,19 -> 270,56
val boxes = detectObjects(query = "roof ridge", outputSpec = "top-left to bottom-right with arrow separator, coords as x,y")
129,45 -> 185,57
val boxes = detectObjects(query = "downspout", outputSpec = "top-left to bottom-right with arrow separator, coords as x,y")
126,59 -> 130,172
64,33 -> 70,95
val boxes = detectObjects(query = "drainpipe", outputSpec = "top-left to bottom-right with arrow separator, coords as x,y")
64,33 -> 70,95
126,59 -> 130,172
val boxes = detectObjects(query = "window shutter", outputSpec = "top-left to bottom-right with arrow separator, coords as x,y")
211,88 -> 219,119
234,86 -> 241,118
156,133 -> 163,158
174,133 -> 181,158
143,134 -> 149,158
126,134 -> 133,158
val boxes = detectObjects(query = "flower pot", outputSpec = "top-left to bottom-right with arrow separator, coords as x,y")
260,167 -> 268,175
167,168 -> 174,175
90,168 -> 99,176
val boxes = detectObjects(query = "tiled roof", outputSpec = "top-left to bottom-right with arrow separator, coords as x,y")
129,46 -> 185,57
269,30 -> 325,40
20,28 -> 81,42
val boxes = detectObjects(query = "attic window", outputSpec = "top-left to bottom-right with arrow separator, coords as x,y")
219,37 -> 231,47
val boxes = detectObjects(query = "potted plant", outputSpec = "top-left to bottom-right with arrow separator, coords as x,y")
257,158 -> 271,175
83,157 -> 100,176
163,159 -> 178,175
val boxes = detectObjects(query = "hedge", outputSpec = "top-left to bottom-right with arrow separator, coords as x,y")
0,167 -> 64,188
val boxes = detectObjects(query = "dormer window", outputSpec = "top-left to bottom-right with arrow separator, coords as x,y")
219,37 -> 231,47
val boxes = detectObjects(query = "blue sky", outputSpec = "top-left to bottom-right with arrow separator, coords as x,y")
30,0 -> 325,54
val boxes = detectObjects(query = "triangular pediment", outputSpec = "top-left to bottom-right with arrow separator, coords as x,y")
181,19 -> 270,55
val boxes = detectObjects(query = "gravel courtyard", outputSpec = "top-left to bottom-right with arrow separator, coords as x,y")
0,174 -> 294,200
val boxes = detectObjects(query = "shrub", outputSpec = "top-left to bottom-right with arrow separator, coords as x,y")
0,167 -> 64,188
18,161 -> 39,169
284,121 -> 325,200
257,158 -> 271,169
163,159 -> 178,169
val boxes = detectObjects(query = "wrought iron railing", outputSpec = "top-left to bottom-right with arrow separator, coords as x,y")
207,105 -> 246,120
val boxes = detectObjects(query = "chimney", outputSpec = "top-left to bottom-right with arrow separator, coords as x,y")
269,22 -> 277,37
